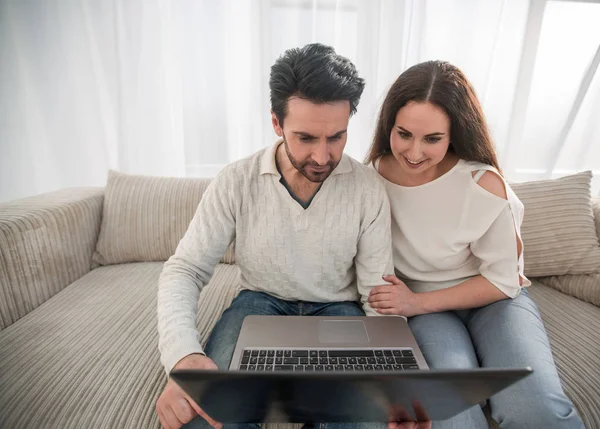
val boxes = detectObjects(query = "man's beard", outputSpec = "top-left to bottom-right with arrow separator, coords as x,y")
283,137 -> 339,183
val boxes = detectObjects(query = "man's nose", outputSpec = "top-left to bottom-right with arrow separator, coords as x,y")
312,141 -> 330,165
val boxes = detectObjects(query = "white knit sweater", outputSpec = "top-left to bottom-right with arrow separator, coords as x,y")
158,142 -> 394,372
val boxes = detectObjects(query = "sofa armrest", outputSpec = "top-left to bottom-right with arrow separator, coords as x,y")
0,188 -> 104,330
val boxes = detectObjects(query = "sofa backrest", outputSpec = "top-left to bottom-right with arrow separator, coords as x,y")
94,170 -> 600,277
1,171 -> 599,331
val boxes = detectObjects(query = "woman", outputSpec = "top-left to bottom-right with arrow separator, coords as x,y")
366,61 -> 583,428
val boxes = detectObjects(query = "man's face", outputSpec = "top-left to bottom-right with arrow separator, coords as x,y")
271,97 -> 350,183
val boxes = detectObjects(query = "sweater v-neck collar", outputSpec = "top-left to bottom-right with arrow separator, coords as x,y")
275,155 -> 323,210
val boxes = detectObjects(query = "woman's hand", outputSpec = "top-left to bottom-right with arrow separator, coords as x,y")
368,275 -> 424,317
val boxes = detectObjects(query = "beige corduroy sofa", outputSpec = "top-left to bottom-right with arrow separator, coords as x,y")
1,170 -> 600,429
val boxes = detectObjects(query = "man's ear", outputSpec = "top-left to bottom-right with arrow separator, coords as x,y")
271,110 -> 283,137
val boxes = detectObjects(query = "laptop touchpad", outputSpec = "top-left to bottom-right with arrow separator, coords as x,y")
318,320 -> 369,344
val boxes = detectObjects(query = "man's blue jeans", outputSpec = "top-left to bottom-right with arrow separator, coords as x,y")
183,290 -> 385,429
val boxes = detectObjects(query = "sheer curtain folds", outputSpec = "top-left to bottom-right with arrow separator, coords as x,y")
1,0 -> 598,202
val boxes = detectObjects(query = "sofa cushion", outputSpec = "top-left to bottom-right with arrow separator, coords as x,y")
534,198 -> 600,306
535,273 -> 600,308
527,280 -> 600,428
0,263 -> 598,428
511,171 -> 600,277
93,170 -> 235,266
0,262 -> 241,429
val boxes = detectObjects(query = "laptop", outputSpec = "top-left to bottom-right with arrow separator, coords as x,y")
171,316 -> 532,422
229,315 -> 430,372
170,368 -> 533,422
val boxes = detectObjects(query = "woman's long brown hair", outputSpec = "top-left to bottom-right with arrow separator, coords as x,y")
366,60 -> 501,173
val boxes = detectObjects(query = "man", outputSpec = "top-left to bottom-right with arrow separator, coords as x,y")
156,43 -> 403,429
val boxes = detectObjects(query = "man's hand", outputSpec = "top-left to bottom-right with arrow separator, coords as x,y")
389,420 -> 432,429
156,354 -> 222,429
390,422 -> 432,429
368,275 -> 424,318
388,401 -> 432,429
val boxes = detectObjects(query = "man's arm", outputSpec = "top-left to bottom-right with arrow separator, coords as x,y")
157,171 -> 237,374
355,179 -> 395,316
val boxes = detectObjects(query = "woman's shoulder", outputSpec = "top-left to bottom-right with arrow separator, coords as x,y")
459,159 -> 498,175
458,161 -> 525,216
458,160 -> 504,197
474,170 -> 509,201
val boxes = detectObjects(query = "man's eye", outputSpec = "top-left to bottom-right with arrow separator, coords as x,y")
300,136 -> 313,142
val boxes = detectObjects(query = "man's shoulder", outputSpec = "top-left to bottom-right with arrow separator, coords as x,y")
342,155 -> 385,191
214,148 -> 267,185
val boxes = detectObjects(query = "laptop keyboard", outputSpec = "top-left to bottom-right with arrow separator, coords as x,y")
238,349 -> 418,372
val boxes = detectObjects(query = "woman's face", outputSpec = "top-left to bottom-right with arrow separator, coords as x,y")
389,101 -> 451,175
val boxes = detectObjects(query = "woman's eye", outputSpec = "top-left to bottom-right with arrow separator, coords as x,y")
426,137 -> 441,143
398,131 -> 411,139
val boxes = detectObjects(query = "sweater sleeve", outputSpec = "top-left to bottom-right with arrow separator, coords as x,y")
157,169 -> 237,373
355,179 -> 395,316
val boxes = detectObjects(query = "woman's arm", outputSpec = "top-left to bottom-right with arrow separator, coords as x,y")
369,274 -> 510,316
417,275 -> 509,313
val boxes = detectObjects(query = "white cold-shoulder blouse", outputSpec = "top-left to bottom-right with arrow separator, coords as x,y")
373,158 -> 531,298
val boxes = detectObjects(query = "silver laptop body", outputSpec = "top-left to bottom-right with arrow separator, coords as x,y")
229,315 -> 429,370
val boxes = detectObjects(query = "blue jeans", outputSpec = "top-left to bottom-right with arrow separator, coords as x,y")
408,289 -> 583,429
183,290 -> 385,429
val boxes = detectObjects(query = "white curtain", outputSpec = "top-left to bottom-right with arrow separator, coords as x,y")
1,0 -> 599,203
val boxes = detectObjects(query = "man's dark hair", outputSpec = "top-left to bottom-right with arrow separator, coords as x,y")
269,43 -> 365,126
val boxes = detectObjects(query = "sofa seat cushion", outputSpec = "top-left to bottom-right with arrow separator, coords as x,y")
0,262 -> 240,429
1,265 -> 598,428
527,280 -> 600,428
